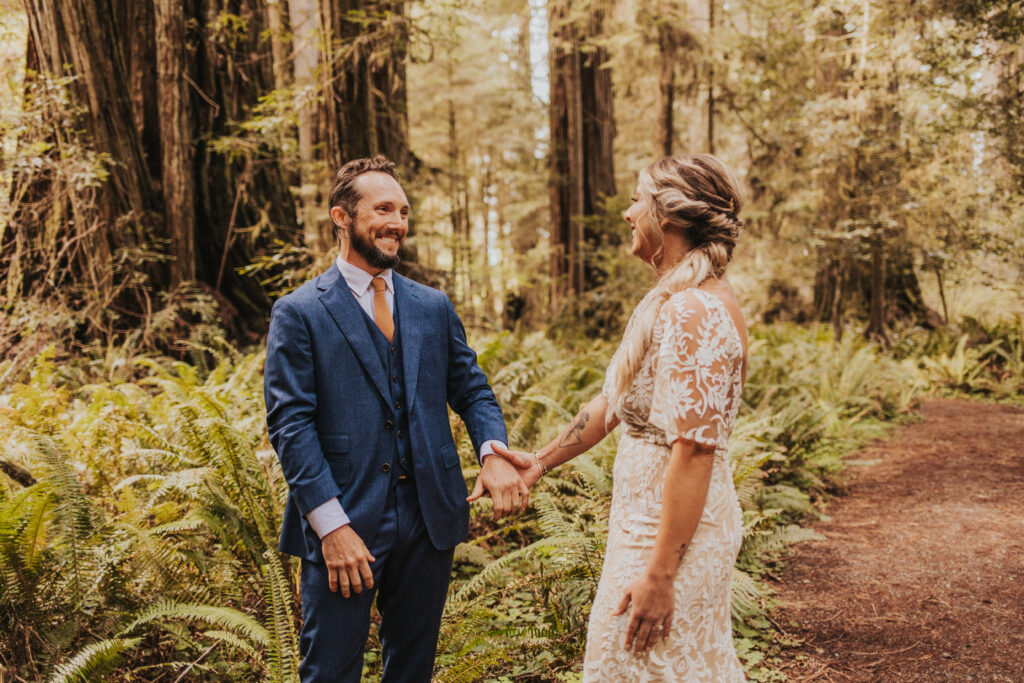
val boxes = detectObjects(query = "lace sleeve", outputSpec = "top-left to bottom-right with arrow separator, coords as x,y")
648,291 -> 733,449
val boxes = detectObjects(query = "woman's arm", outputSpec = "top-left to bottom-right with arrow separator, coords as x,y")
614,438 -> 715,656
494,392 -> 619,487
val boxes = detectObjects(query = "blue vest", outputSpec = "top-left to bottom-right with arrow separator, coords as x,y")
361,307 -> 413,481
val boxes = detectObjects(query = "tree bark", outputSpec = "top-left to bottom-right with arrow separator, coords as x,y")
155,0 -> 196,285
24,0 -> 153,219
548,0 -> 616,304
266,0 -> 292,92
866,228 -> 886,342
706,0 -> 715,154
322,0 -> 411,170
658,38 -> 676,157
290,0 -> 325,252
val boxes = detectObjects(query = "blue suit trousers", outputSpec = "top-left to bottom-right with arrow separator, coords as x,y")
298,478 -> 455,682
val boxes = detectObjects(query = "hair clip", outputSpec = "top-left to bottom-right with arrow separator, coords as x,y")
728,198 -> 734,213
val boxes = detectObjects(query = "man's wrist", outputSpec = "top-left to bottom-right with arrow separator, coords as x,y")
306,498 -> 350,538
478,439 -> 507,465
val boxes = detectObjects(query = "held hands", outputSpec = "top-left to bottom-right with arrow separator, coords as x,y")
321,525 -> 375,598
613,572 -> 675,657
491,444 -> 544,489
466,453 -> 530,520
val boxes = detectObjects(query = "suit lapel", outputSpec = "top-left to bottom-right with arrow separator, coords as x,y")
317,267 -> 390,401
394,275 -> 422,410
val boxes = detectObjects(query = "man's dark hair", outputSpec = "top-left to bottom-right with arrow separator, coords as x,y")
328,156 -> 400,243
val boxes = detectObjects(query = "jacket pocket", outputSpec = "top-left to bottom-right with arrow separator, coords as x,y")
319,433 -> 349,460
440,442 -> 460,470
328,457 -> 352,484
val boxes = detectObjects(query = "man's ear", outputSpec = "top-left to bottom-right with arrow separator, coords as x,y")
329,206 -> 349,230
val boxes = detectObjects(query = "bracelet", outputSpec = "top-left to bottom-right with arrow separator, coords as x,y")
533,450 -> 549,475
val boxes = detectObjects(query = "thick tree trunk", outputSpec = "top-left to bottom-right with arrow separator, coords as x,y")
155,0 -> 196,285
9,0 -> 156,313
266,0 -> 291,92
322,0 -> 411,170
290,0 -> 326,252
24,0 -> 153,220
548,0 -> 616,304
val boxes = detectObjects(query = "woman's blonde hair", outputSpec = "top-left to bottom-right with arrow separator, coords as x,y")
606,154 -> 744,422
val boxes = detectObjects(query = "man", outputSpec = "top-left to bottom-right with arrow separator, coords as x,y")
264,156 -> 527,682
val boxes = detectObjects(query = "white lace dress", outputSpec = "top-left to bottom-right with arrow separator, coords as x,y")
582,288 -> 746,682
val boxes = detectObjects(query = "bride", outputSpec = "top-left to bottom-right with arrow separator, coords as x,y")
496,154 -> 749,681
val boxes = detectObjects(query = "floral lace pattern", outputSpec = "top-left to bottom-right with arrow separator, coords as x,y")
583,289 -> 746,682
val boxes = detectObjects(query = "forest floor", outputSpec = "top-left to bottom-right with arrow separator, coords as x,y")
772,399 -> 1024,682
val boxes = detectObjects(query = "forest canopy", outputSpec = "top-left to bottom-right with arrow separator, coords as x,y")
1,0 -> 1020,349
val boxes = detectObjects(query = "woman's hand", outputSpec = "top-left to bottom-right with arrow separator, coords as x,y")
491,443 -> 545,489
613,572 -> 675,656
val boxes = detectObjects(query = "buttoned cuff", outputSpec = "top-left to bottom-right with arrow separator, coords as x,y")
478,439 -> 507,465
306,498 -> 350,538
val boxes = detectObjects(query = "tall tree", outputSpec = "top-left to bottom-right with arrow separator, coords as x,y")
9,0 -> 158,315
809,2 -> 927,340
4,1 -> 302,338
321,0 -> 412,171
636,1 -> 698,158
155,0 -> 196,285
548,0 -> 616,303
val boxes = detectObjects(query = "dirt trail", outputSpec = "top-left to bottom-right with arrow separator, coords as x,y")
772,399 -> 1024,682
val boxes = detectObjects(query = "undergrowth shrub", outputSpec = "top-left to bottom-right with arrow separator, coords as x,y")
7,318 -> 1004,681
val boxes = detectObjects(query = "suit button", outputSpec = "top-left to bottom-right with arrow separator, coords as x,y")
393,400 -> 401,409
397,429 -> 403,438
382,463 -> 391,473
402,458 -> 409,466
392,374 -> 398,382
390,346 -> 397,355
384,419 -> 394,430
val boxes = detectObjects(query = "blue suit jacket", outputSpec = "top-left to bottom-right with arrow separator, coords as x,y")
264,266 -> 507,561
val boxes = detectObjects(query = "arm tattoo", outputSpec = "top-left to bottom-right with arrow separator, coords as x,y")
558,409 -> 590,448
675,543 -> 687,560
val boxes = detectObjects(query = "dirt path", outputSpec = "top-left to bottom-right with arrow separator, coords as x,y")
772,399 -> 1024,682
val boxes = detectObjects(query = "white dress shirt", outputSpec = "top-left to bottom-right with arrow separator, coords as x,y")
304,257 -> 506,538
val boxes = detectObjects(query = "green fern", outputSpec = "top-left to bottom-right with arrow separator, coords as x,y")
47,636 -> 143,683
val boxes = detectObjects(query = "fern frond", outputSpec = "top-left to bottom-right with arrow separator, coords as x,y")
48,636 -> 142,683
261,550 -> 300,682
122,601 -> 270,648
453,542 -> 493,567
730,568 -> 764,620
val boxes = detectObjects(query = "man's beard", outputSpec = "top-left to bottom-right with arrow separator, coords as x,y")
348,219 -> 401,270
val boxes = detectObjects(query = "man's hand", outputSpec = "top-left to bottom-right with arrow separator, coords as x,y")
491,444 -> 544,489
321,525 -> 375,597
466,454 -> 530,519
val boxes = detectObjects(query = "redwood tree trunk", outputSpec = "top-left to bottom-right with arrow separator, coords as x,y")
24,0 -> 154,220
155,0 -> 196,285
548,0 -> 616,304
322,0 -> 411,171
9,0 -> 300,342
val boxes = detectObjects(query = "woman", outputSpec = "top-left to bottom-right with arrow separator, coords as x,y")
496,154 -> 748,681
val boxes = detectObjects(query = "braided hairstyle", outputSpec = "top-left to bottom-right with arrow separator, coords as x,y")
606,154 -> 744,423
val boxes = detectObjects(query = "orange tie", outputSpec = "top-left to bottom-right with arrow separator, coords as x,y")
371,277 -> 394,342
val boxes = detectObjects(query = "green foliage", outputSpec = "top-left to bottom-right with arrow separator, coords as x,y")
0,346 -> 294,681
896,316 -> 1024,401
4,311 -> 1022,680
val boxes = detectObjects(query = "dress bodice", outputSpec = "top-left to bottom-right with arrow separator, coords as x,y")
603,288 -> 745,455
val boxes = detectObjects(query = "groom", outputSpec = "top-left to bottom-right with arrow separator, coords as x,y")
264,156 -> 527,682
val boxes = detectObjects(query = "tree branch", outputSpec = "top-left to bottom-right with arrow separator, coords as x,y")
0,459 -> 36,487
